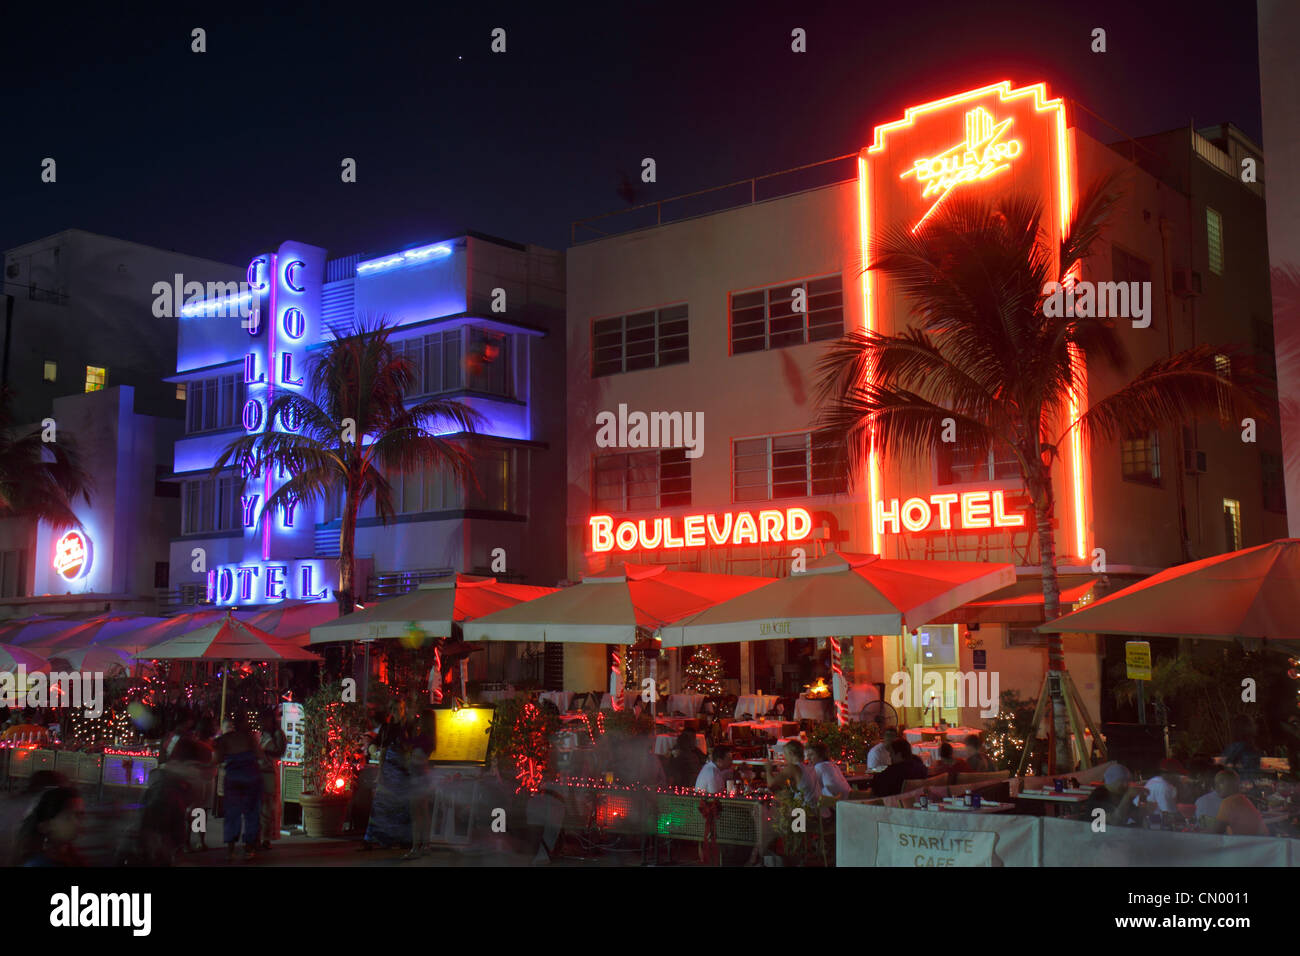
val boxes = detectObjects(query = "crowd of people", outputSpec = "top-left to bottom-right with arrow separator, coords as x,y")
1081,760 -> 1272,835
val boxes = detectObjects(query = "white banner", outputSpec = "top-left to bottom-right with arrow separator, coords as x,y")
875,821 -> 997,867
1040,817 -> 1289,867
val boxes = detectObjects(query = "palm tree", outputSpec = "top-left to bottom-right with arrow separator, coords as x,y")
214,319 -> 483,615
815,181 -> 1267,771
0,387 -> 92,527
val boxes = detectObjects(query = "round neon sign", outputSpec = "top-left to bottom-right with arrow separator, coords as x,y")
54,530 -> 91,580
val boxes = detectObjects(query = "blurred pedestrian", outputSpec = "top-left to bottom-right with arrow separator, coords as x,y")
13,786 -> 84,867
404,710 -> 436,859
363,720 -> 412,849
215,716 -> 263,861
258,710 -> 288,850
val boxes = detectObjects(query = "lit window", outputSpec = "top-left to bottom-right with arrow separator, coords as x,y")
84,366 -> 106,392
175,382 -> 187,401
1207,208 -> 1223,275
42,361 -> 57,383
1215,353 -> 1231,421
1121,431 -> 1161,485
1222,498 -> 1241,552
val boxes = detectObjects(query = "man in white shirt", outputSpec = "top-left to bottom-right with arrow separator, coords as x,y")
1144,758 -> 1184,813
867,727 -> 898,771
694,744 -> 734,794
808,742 -> 852,799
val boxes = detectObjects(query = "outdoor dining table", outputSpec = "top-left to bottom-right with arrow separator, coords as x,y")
728,719 -> 792,740
793,697 -> 831,721
1015,785 -> 1092,817
921,797 -> 1014,814
666,693 -> 705,717
653,732 -> 707,756
904,725 -> 983,744
539,690 -> 572,712
734,694 -> 779,719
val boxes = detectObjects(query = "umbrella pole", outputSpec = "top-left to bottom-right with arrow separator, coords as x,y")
362,641 -> 370,703
219,665 -> 229,726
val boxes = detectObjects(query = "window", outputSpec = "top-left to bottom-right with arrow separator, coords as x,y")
733,431 -> 846,502
84,366 -> 106,392
175,382 -> 187,401
937,438 -> 1019,485
592,305 -> 689,377
1007,627 -> 1047,648
154,466 -> 180,499
466,328 -> 512,396
42,361 -> 57,383
1111,246 -> 1153,327
1214,352 -> 1232,422
394,329 -> 466,397
1262,452 -> 1286,514
185,375 -> 246,434
1121,431 -> 1161,485
1207,208 -> 1224,275
154,562 -> 170,589
594,449 -> 691,512
389,463 -> 462,515
1253,319 -> 1277,380
1223,498 -> 1242,551
730,275 -> 844,353
182,473 -> 242,534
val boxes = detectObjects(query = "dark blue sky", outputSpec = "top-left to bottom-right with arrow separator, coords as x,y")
3,0 -> 1263,266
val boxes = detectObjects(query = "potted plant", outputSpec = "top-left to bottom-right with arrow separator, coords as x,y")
300,680 -> 369,837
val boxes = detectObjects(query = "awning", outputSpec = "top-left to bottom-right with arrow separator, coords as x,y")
931,575 -> 1099,626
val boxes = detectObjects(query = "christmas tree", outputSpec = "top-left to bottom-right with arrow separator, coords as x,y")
684,646 -> 724,694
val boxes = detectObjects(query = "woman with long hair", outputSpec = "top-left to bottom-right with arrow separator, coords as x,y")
362,718 -> 412,850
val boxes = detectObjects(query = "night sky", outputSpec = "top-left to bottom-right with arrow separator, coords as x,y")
3,0 -> 1263,266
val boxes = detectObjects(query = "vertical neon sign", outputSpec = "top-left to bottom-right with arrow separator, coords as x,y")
860,81 -> 1087,560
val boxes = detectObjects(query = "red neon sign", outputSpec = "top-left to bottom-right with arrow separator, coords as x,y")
590,507 -> 813,553
873,491 -> 1026,537
54,530 -> 91,580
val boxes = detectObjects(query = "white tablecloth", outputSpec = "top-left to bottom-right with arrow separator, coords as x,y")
539,691 -> 572,713
735,694 -> 779,719
666,693 -> 705,717
598,691 -> 641,711
653,733 -> 707,755
793,698 -> 831,721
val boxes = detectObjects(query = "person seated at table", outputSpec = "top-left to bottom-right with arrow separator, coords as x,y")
764,741 -> 821,804
695,745 -> 734,794
867,727 -> 898,771
1144,758 -> 1184,813
930,742 -> 969,782
1221,716 -> 1263,777
1207,769 -> 1268,836
1081,764 -> 1145,827
871,739 -> 928,797
807,742 -> 852,800
668,730 -> 707,788
1192,761 -> 1224,825
961,734 -> 994,772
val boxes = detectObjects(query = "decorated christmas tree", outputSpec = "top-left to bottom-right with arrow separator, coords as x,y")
684,645 -> 724,695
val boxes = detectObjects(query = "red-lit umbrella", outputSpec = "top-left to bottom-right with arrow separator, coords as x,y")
1040,538 -> 1300,641
246,600 -> 339,646
47,645 -> 133,675
0,643 -> 51,674
463,563 -> 776,644
98,608 -> 256,655
138,614 -> 321,722
23,615 -> 166,654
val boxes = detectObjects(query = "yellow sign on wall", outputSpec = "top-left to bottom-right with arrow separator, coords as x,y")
430,707 -> 493,765
1125,641 -> 1152,681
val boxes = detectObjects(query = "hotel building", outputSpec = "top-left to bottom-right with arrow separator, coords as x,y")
167,232 -> 566,624
564,81 -> 1286,722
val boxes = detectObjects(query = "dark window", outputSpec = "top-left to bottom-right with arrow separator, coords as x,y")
594,449 -> 692,512
154,562 -> 170,589
186,374 -> 245,434
592,305 -> 689,377
938,438 -> 1019,485
730,275 -> 844,354
182,473 -> 241,533
154,466 -> 179,498
1262,452 -> 1286,514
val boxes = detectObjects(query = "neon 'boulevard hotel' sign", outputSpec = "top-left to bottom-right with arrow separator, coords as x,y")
588,490 -> 1025,552
207,241 -> 332,606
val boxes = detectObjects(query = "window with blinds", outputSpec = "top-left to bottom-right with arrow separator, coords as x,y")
592,305 -> 689,377
732,431 -> 846,502
594,449 -> 691,512
730,275 -> 844,354
185,374 -> 246,434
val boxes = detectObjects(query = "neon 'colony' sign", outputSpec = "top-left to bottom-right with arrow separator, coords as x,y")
589,491 -> 1026,553
208,245 -> 332,605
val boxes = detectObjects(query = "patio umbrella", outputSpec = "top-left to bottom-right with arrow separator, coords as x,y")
22,615 -> 166,654
0,643 -> 51,674
246,600 -> 340,646
658,552 -> 1016,646
462,563 -> 776,645
0,615 -> 61,643
1039,538 -> 1300,641
47,645 -> 133,676
309,574 -> 557,644
137,614 -> 321,723
98,608 -> 256,655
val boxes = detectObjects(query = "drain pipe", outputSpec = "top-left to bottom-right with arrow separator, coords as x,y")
1159,216 -> 1192,562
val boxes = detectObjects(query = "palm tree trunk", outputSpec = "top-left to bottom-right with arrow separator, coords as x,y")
1035,495 -> 1073,774
337,493 -> 357,618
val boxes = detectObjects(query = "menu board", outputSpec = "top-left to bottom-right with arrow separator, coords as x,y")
429,706 -> 493,766
281,702 -> 305,762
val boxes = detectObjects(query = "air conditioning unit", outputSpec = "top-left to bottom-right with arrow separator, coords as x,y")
1184,449 -> 1207,475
